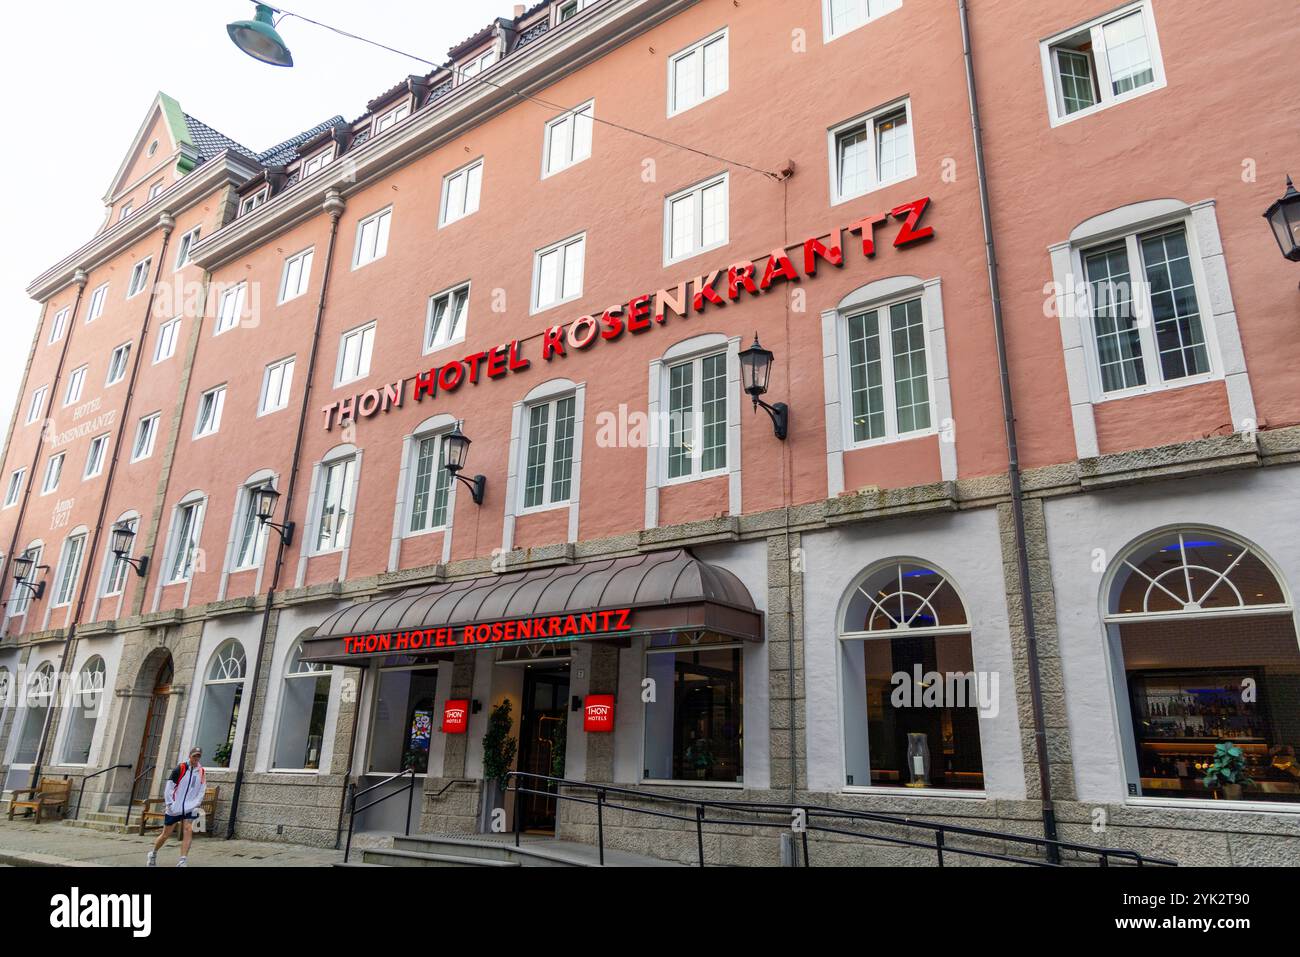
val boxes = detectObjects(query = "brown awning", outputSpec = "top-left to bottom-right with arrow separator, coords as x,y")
300,548 -> 763,665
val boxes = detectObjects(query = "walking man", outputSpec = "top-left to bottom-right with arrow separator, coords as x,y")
146,747 -> 206,867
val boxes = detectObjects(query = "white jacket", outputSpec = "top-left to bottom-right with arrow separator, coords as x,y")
163,762 -> 206,817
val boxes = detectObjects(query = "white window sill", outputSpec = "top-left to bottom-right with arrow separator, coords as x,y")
841,786 -> 987,800
423,338 -> 466,358
542,157 -> 589,181
639,778 -> 744,789
267,767 -> 323,776
163,579 -> 192,587
1125,796 -> 1300,815
664,238 -> 730,270
1091,370 -> 1221,405
667,89 -> 727,119
334,375 -> 370,389
310,546 -> 345,558
530,293 -> 583,317
517,500 -> 570,518
660,466 -> 728,488
438,212 -> 478,230
257,406 -> 288,419
844,426 -> 938,453
1048,81 -> 1166,128
402,525 -> 449,541
831,169 -> 918,208
193,432 -> 218,440
352,256 -> 386,271
278,291 -> 308,306
822,7 -> 900,44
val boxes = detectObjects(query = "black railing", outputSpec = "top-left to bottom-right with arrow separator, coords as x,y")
343,768 -> 416,863
506,772 -> 1178,868
73,763 -> 132,820
123,764 -> 155,827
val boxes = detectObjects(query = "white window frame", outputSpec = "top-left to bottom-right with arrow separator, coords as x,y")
555,0 -> 591,24
667,28 -> 729,117
86,283 -> 109,323
119,202 -> 133,221
127,257 -> 152,299
105,342 -> 131,386
149,180 -> 165,200
439,158 -> 484,228
542,101 -> 594,178
335,322 -> 376,387
83,433 -> 109,479
531,232 -> 587,314
9,546 -> 43,616
51,533 -> 87,608
259,356 -> 295,416
663,172 -> 730,266
154,317 -> 181,363
131,413 -> 160,462
101,517 -> 137,597
174,226 -> 201,270
458,48 -> 497,83
519,393 -> 579,513
165,498 -> 205,584
662,349 -> 729,484
827,97 -> 915,206
301,145 -> 335,179
41,453 -> 65,495
231,484 -> 269,572
214,283 -> 247,336
373,100 -> 411,135
63,365 -> 88,406
48,307 -> 70,344
26,387 -> 47,425
353,207 -> 392,269
239,186 -> 269,216
4,468 -> 25,507
1073,217 -> 1221,404
404,431 -> 454,536
313,454 -> 358,554
194,385 -> 226,438
821,0 -> 903,43
1039,1 -> 1166,128
279,247 -> 314,304
424,282 -> 470,354
837,290 -> 938,450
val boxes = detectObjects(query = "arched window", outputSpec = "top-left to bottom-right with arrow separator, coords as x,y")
194,639 -> 246,767
272,641 -> 333,770
1105,528 -> 1298,804
13,662 -> 55,764
61,656 -> 106,764
839,561 -> 985,791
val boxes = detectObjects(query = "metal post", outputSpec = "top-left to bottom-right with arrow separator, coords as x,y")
513,776 -> 522,848
405,768 -> 414,836
935,829 -> 945,867
343,784 -> 356,863
1100,851 -> 1109,867
696,805 -> 705,867
801,811 -> 810,867
597,789 -> 606,866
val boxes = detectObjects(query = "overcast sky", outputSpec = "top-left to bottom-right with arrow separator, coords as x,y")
0,0 -> 501,432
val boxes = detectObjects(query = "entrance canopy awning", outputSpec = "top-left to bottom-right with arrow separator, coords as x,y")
300,548 -> 763,665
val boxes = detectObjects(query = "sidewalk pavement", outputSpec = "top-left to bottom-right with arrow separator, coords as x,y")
0,819 -> 343,867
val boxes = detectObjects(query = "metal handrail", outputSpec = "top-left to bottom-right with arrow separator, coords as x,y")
123,764 -> 155,827
343,767 -> 416,863
73,763 -> 132,820
506,771 -> 1178,868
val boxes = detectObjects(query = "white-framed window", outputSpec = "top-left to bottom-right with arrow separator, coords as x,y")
279,248 -> 314,304
353,207 -> 392,268
643,639 -> 744,783
166,498 -> 204,583
822,0 -> 902,42
260,356 -> 295,415
119,202 -> 134,221
64,365 -> 88,406
374,101 -> 410,134
106,342 -> 131,385
841,293 -> 933,446
9,548 -> 43,617
175,226 -> 201,270
194,385 -> 226,438
51,532 -> 87,607
1041,1 -> 1165,127
301,145 -> 335,179
154,317 -> 181,363
83,433 -> 109,479
405,432 -> 454,535
127,257 -> 153,298
231,485 -> 269,571
521,394 -> 577,511
543,101 -> 594,178
532,233 -> 586,313
272,642 -> 333,770
149,180 -> 165,200
4,469 -> 25,507
665,351 -> 728,480
101,518 -> 137,597
668,28 -> 728,116
41,453 -> 65,495
60,656 -> 106,764
48,306 -> 70,344
194,639 -> 246,767
458,48 -> 497,82
13,662 -> 55,761
1078,222 -> 1214,399
664,173 -> 729,265
131,412 -> 160,462
215,282 -> 247,335
828,99 -> 915,205
86,283 -> 109,323
336,323 -> 376,386
26,386 -> 47,425
314,455 -> 357,553
440,159 -> 483,227
239,186 -> 269,216
425,283 -> 469,353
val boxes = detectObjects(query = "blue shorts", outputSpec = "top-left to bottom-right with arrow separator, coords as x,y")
164,811 -> 197,827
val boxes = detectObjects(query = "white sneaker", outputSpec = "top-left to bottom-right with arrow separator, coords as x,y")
176,856 -> 187,867
146,850 -> 157,867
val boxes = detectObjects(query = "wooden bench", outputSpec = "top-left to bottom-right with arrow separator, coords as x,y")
135,785 -> 220,836
7,777 -> 72,823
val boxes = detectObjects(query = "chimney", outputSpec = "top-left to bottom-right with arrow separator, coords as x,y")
513,4 -> 525,16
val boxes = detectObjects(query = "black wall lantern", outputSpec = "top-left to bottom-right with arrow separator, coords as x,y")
1265,175 -> 1300,263
252,483 -> 295,546
11,550 -> 48,600
442,424 -> 487,505
109,522 -> 150,578
738,334 -> 789,440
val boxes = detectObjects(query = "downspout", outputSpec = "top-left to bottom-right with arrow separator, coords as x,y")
29,214 -> 174,787
958,0 -> 1059,853
226,190 -> 346,838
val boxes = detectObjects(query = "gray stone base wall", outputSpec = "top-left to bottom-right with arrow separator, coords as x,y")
417,777 -> 482,834
225,772 -> 349,848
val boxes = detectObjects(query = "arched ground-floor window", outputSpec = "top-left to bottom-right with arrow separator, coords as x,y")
1106,528 -> 1299,803
13,662 -> 55,765
194,639 -> 246,767
60,656 -> 106,764
273,641 -> 332,770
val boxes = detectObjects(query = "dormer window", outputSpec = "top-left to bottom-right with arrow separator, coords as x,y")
149,180 -> 165,201
301,145 -> 335,179
458,48 -> 497,83
374,101 -> 411,135
239,186 -> 270,217
119,202 -> 134,222
556,0 -> 585,22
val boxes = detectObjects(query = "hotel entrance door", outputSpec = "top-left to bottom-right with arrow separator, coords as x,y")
515,665 -> 570,833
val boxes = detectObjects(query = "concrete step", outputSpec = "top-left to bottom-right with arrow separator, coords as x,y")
359,848 -> 520,868
392,833 -> 683,867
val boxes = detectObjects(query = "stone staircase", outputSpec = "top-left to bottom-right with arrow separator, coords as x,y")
338,833 -> 684,868
59,805 -> 141,835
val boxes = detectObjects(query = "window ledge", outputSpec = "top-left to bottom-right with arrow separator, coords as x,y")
840,786 -> 988,800
831,170 -> 918,209
1125,796 -> 1300,816
638,778 -> 744,789
517,500 -> 570,518
663,238 -> 729,270
1048,80 -> 1166,129
1078,432 -> 1260,490
844,427 -> 938,453
824,480 -> 957,527
1090,371 -> 1221,405
659,467 -> 728,489
423,338 -> 467,358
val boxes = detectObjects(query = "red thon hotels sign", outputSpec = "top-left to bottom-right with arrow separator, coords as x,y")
320,197 -> 936,430
339,607 -> 634,656
442,699 -> 469,734
583,695 -> 615,732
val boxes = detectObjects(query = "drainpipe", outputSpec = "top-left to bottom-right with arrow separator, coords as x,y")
29,214 -> 175,787
225,190 -> 346,838
958,0 -> 1059,855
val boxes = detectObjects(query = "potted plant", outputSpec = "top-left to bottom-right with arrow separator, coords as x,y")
213,741 -> 233,768
480,700 -> 517,831
1202,742 -> 1252,800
